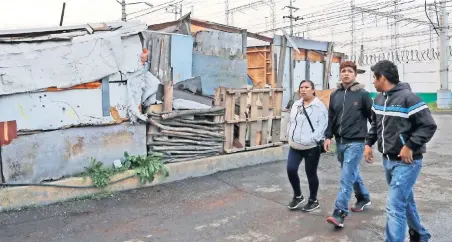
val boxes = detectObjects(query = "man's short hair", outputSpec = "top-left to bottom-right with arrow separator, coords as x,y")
340,61 -> 357,73
371,60 -> 400,84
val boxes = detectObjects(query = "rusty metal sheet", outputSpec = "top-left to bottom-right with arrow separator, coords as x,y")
0,121 -> 17,146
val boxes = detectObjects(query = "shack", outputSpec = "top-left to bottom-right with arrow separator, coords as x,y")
0,21 -> 153,184
148,14 -> 273,97
247,35 -> 345,108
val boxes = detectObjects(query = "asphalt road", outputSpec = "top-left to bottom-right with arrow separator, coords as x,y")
1,114 -> 451,242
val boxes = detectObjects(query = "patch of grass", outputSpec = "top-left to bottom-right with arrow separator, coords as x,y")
81,152 -> 169,189
81,158 -> 127,188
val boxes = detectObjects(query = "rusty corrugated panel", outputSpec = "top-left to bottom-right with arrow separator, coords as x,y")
0,121 -> 17,146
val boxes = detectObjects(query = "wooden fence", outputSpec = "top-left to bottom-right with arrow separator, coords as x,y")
147,106 -> 225,163
214,87 -> 285,154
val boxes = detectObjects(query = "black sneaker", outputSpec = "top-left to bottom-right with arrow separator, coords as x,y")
287,195 -> 305,210
409,228 -> 427,242
326,209 -> 347,228
302,198 -> 320,212
351,198 -> 371,212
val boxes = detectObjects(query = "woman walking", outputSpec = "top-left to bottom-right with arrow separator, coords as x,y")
286,80 -> 328,212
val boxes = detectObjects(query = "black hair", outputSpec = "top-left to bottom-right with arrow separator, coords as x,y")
299,80 -> 316,96
371,60 -> 400,84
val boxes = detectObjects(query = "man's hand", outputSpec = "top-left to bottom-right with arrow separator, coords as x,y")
398,145 -> 413,164
324,139 -> 331,152
364,145 -> 374,164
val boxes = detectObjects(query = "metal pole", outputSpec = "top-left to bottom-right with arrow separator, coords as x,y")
59,2 -> 66,26
438,0 -> 451,109
122,0 -> 127,22
440,0 -> 449,90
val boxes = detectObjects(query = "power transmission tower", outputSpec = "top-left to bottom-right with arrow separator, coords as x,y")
166,4 -> 182,20
267,0 -> 276,36
228,1 -> 267,26
392,0 -> 400,52
225,0 -> 229,25
283,0 -> 303,36
351,0 -> 355,58
438,0 -> 451,109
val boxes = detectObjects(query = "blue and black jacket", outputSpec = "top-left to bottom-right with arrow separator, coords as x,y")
365,82 -> 437,160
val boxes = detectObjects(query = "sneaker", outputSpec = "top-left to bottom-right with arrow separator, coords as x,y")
409,228 -> 427,242
326,209 -> 347,228
302,199 -> 320,212
351,198 -> 371,212
287,195 -> 305,210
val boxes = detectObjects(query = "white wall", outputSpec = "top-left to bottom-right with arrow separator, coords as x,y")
356,61 -> 448,94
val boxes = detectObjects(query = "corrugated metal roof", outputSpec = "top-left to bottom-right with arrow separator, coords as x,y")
0,21 -> 147,43
148,16 -> 272,43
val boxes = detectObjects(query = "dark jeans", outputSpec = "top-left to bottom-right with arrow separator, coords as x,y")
287,147 -> 321,200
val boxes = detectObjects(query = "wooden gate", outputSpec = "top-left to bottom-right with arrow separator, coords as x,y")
214,87 -> 285,153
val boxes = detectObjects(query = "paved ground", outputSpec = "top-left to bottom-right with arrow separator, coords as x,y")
1,114 -> 451,242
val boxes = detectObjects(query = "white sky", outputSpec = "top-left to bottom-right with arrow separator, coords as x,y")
0,0 -> 447,55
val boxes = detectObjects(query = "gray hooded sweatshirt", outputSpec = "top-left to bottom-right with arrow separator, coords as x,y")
287,97 -> 328,150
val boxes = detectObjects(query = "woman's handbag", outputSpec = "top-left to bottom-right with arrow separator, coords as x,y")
301,103 -> 326,153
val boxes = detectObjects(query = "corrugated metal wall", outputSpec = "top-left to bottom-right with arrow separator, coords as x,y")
192,30 -> 248,96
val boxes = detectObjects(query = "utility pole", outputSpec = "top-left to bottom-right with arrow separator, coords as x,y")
438,0 -> 451,109
59,2 -> 66,26
283,0 -> 303,36
119,1 -> 153,22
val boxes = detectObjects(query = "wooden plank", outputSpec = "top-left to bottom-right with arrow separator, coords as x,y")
225,116 -> 281,124
276,36 -> 287,88
163,72 -> 173,112
239,93 -> 247,148
224,142 -> 284,154
271,90 -> 283,143
250,92 -> 259,147
223,93 -> 235,151
316,89 -> 333,108
261,92 -> 270,145
225,88 -> 284,94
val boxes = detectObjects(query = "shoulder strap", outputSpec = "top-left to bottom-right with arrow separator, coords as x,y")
301,102 -> 315,133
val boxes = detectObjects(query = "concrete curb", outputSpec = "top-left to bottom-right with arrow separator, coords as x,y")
0,145 -> 289,212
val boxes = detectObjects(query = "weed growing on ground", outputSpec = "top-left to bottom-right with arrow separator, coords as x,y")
82,152 -> 169,189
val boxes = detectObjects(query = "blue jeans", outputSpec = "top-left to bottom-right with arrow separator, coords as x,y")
334,143 -> 370,214
383,158 -> 431,242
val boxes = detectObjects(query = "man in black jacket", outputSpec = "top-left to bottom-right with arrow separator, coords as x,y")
324,61 -> 373,228
364,60 -> 436,242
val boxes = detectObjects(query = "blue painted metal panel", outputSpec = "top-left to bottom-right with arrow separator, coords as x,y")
274,46 -> 292,108
192,54 -> 247,96
171,34 -> 194,83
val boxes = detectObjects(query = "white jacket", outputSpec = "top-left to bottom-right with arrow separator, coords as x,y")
287,97 -> 328,150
